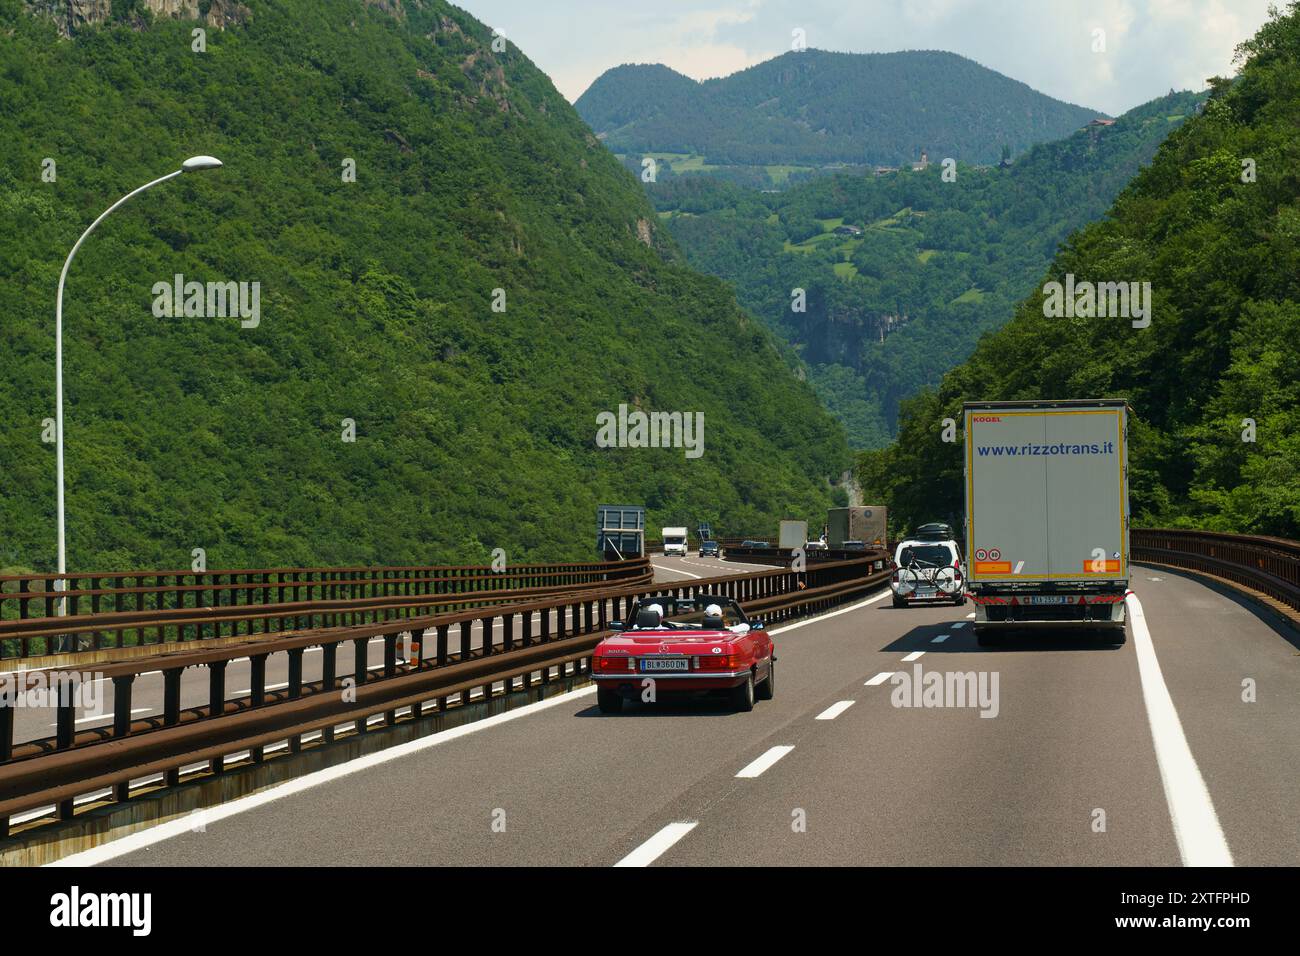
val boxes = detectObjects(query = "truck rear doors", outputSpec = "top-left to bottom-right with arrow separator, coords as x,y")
964,401 -> 1129,586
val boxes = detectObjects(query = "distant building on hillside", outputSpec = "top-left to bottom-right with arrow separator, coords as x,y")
910,150 -> 929,171
834,224 -> 863,237
874,165 -> 898,176
1085,117 -> 1116,144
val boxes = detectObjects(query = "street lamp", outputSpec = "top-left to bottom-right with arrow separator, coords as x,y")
53,156 -> 223,615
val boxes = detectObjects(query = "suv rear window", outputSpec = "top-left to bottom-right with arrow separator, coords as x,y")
897,544 -> 955,567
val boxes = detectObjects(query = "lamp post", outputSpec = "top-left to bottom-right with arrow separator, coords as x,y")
53,155 -> 223,617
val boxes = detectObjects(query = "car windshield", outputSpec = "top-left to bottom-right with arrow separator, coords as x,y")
664,535 -> 685,544
898,544 -> 953,567
703,540 -> 718,546
630,596 -> 747,629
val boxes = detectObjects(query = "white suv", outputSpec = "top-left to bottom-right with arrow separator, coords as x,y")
891,539 -> 966,607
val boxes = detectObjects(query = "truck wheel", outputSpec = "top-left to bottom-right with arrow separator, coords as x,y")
731,674 -> 755,712
756,660 -> 774,701
597,686 -> 624,714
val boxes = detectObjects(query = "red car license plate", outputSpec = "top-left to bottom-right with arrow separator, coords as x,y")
640,658 -> 689,672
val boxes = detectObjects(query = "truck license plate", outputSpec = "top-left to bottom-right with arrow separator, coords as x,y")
1025,595 -> 1070,605
641,658 -> 689,672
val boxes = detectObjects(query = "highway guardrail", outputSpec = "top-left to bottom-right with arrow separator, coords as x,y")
0,557 -> 651,660
1132,528 -> 1300,620
0,553 -> 888,837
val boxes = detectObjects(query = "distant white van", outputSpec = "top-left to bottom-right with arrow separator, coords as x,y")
661,527 -> 689,557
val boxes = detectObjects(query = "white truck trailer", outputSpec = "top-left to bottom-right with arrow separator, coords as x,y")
963,400 -> 1130,642
778,519 -> 809,550
827,506 -> 887,548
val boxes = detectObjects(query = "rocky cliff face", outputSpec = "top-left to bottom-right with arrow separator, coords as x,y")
24,0 -> 252,36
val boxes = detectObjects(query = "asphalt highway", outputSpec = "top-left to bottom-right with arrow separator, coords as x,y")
54,564 -> 1295,867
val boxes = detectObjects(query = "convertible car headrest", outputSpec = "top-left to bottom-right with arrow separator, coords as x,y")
702,603 -> 724,629
635,605 -> 664,629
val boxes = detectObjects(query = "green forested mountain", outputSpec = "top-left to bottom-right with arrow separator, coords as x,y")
0,0 -> 850,573
575,50 -> 1103,175
650,91 -> 1203,447
858,4 -> 1300,539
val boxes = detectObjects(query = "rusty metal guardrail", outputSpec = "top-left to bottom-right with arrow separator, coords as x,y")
0,554 -> 888,836
1132,528 -> 1300,617
0,557 -> 651,660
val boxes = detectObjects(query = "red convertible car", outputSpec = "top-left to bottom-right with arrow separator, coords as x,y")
591,594 -> 775,713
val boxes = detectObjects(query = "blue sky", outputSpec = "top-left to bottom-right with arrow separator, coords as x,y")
455,0 -> 1278,115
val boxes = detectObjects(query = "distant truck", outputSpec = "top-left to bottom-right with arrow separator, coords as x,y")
661,526 -> 689,557
778,519 -> 808,550
963,399 -> 1130,642
827,506 -> 887,549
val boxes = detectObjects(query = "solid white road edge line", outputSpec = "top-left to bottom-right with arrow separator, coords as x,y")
50,588 -> 886,865
815,700 -> 855,720
1127,592 -> 1233,867
735,745 -> 795,778
48,683 -> 600,867
614,821 -> 699,867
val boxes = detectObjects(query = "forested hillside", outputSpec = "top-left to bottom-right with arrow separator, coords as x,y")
651,91 -> 1202,446
858,4 -> 1300,538
0,0 -> 850,572
576,50 -> 1102,179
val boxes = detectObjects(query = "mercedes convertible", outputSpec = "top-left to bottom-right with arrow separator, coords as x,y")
591,594 -> 774,713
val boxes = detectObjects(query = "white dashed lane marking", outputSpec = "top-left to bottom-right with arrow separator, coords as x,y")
735,745 -> 795,779
614,821 -> 699,867
815,701 -> 855,720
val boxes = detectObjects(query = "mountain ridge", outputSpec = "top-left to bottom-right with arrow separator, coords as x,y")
576,48 -> 1106,170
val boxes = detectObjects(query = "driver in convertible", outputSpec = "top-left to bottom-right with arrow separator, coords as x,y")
703,604 -> 725,629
